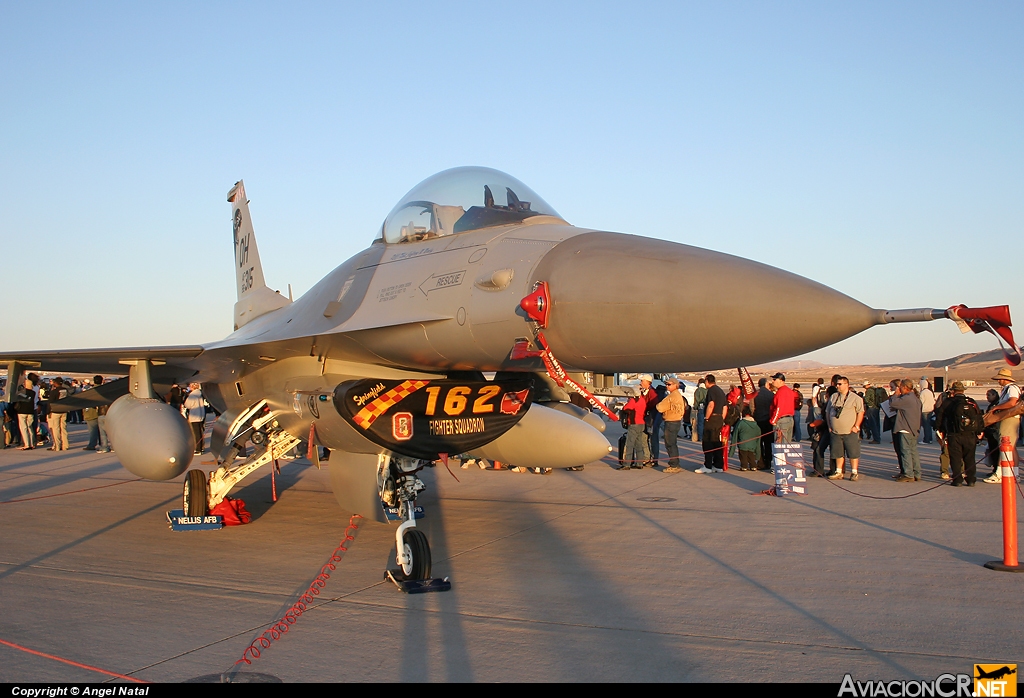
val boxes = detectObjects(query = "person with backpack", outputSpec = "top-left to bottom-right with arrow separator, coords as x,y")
934,381 -> 982,486
810,378 -> 824,421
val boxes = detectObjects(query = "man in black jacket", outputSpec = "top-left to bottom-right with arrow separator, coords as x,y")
13,378 -> 37,450
934,381 -> 982,487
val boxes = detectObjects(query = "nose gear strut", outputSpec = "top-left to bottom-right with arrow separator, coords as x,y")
380,454 -> 451,593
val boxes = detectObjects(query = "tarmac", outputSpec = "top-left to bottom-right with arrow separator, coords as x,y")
0,420 -> 1021,683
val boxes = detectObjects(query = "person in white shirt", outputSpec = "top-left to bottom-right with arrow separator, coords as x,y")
919,379 -> 936,444
183,383 -> 207,456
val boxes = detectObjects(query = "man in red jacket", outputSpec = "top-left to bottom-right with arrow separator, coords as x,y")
621,375 -> 657,469
769,372 -> 797,443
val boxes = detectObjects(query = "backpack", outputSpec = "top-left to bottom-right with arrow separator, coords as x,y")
618,407 -> 631,427
815,387 -> 828,412
724,403 -> 741,427
947,396 -> 984,434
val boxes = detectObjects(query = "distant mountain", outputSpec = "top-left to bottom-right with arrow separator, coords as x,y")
751,359 -> 827,371
878,348 -> 1005,369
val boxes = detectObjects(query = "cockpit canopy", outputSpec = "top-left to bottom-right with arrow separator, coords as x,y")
379,167 -> 564,244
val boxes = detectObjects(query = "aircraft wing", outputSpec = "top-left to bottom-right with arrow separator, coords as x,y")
0,346 -> 205,376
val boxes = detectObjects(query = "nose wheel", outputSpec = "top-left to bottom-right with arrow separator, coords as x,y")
401,529 -> 431,580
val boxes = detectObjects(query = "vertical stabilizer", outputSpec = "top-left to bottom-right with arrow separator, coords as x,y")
227,180 -> 291,330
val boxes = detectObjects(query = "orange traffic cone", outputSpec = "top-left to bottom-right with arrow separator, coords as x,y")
984,436 -> 1021,573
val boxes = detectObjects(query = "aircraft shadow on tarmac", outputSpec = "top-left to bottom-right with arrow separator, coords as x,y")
0,458 -> 125,502
572,474 -> 920,678
0,495 -> 178,583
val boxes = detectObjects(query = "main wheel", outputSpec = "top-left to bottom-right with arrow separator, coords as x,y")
183,469 -> 208,517
401,529 -> 431,580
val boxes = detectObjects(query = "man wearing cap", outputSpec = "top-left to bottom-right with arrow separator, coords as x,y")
657,378 -> 687,472
769,373 -> 796,443
983,368 -> 1020,483
934,381 -> 982,486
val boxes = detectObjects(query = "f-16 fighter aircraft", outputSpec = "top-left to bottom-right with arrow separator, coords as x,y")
3,167 -> 1018,581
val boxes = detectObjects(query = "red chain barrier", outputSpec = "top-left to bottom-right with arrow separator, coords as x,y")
236,514 -> 363,665
0,637 -> 148,683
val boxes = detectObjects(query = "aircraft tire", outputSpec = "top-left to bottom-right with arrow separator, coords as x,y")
183,469 -> 208,517
404,529 -> 431,580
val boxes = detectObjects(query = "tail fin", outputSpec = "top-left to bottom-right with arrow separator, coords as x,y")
227,180 -> 290,330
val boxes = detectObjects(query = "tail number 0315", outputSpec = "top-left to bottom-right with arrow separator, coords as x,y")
424,385 -> 502,416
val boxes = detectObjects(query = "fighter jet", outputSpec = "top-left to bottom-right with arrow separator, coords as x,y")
2,166 -> 1018,581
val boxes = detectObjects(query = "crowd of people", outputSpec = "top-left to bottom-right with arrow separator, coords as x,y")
1,375 -> 212,456
612,369 -> 1022,486
2,368 -> 1021,488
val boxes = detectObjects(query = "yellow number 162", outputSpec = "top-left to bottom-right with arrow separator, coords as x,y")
424,385 -> 501,416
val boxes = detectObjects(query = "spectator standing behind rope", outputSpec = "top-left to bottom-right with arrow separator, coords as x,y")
810,378 -> 824,421
982,388 -> 1002,477
14,378 -> 37,450
657,378 -> 686,473
933,381 -> 981,487
753,377 -> 775,470
769,373 -> 796,443
183,382 -> 208,456
890,378 -> 923,482
931,386 -> 954,480
695,374 -> 728,474
46,377 -> 70,451
93,375 -> 112,453
862,381 -> 881,444
879,379 -> 901,473
920,379 -> 936,444
692,378 -> 707,442
826,377 -> 865,481
792,383 -> 804,441
649,382 -> 667,466
732,404 -> 762,471
983,368 -> 1020,484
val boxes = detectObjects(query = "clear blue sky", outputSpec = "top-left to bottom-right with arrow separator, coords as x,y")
2,2 -> 1020,365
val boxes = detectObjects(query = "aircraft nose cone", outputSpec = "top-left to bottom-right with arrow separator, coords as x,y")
531,232 -> 881,372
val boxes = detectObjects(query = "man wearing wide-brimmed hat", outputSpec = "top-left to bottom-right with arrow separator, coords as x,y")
983,367 -> 1020,484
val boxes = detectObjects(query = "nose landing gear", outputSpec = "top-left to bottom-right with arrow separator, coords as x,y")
381,455 -> 450,593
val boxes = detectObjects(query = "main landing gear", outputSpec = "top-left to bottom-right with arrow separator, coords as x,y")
181,412 -> 300,517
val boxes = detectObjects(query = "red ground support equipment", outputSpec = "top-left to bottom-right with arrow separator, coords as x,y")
984,436 -> 1021,572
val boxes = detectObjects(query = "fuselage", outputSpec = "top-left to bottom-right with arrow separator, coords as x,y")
190,219 -> 881,453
